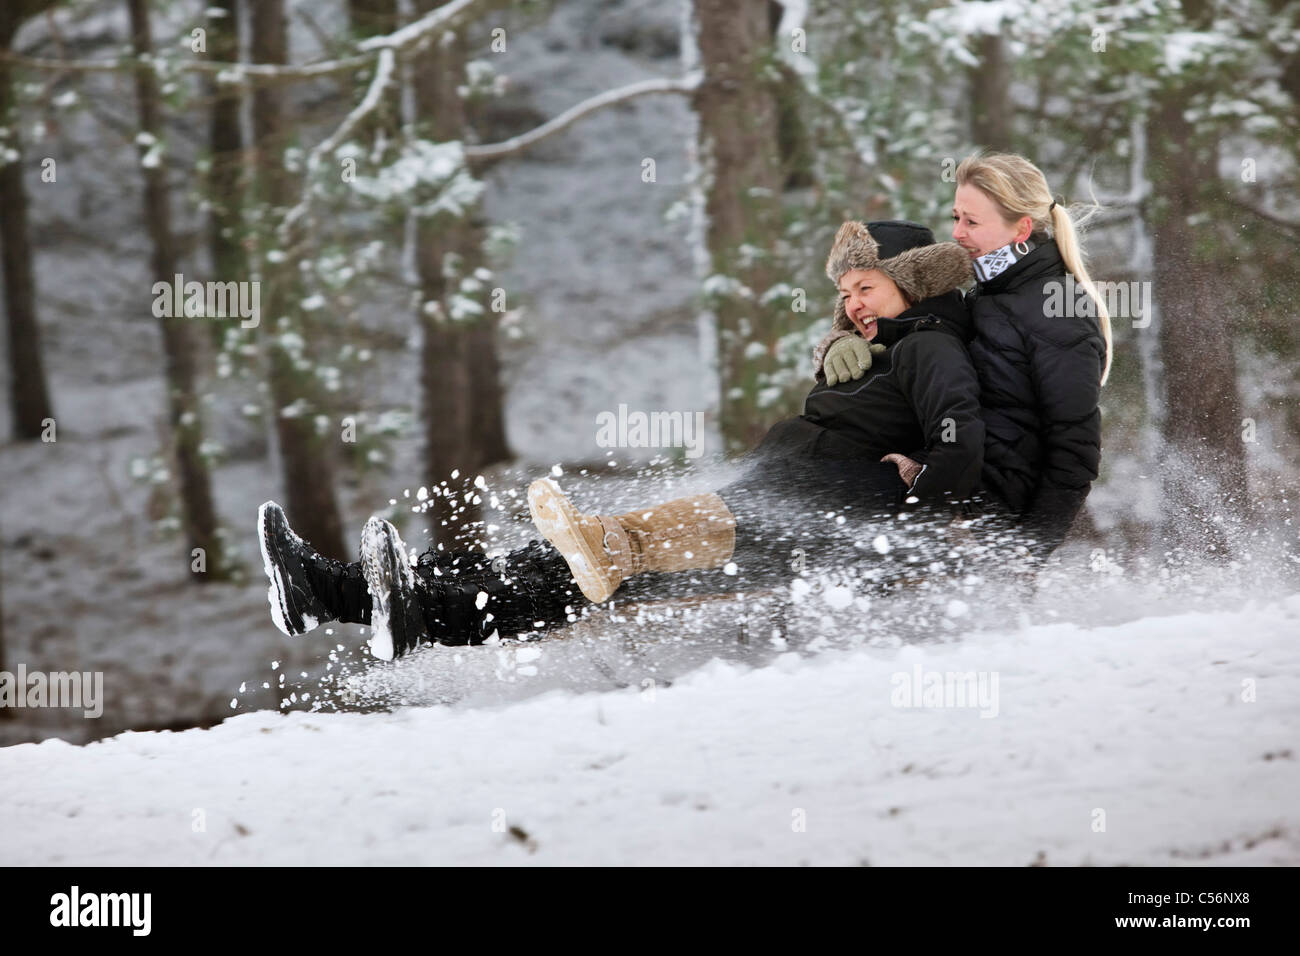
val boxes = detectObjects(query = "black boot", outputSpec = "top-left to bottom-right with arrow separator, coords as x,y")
359,517 -> 426,661
259,501 -> 370,636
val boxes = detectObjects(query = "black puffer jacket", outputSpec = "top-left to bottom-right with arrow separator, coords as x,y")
757,290 -> 984,502
967,239 -> 1105,548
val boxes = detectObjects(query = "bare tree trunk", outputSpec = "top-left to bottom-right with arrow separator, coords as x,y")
206,0 -> 245,284
468,303 -> 510,467
411,0 -> 510,542
1147,52 -> 1249,553
0,5 -> 56,441
969,33 -> 1012,150
127,0 -> 231,580
412,13 -> 481,538
250,0 -> 348,560
693,0 -> 784,452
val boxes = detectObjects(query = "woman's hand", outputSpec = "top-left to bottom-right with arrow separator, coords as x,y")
824,335 -> 887,386
881,453 -> 923,490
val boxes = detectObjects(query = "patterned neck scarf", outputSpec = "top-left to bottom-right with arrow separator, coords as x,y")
973,238 -> 1038,284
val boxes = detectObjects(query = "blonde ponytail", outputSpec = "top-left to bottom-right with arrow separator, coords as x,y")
956,152 -> 1113,385
1051,204 -> 1113,385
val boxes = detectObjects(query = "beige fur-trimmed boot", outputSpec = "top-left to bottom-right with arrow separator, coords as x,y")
526,477 -> 738,603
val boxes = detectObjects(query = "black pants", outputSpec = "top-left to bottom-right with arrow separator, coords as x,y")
377,447 -> 920,646
408,540 -> 588,646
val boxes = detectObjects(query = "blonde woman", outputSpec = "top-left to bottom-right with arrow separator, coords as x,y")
822,152 -> 1111,556
954,152 -> 1110,553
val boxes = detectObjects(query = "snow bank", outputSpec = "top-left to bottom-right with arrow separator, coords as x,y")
3,594 -> 1297,866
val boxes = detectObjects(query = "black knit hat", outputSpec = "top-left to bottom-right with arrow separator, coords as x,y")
862,220 -> 937,260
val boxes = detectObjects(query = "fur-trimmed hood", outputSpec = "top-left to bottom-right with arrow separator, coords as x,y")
824,220 -> 973,335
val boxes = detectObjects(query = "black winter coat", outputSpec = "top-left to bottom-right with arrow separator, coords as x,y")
966,239 -> 1105,547
756,290 -> 985,502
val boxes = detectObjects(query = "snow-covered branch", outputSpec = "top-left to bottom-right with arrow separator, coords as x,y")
279,47 -> 396,243
356,0 -> 480,54
463,72 -> 703,162
0,49 -> 373,85
0,0 -> 487,87
271,0 -> 488,242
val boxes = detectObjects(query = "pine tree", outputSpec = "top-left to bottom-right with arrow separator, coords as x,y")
692,0 -> 785,452
410,0 -> 511,543
206,0 -> 245,288
0,0 -> 56,441
126,0 -> 231,580
250,0 -> 348,560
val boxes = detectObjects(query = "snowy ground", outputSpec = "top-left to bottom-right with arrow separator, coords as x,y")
2,585 -> 1297,865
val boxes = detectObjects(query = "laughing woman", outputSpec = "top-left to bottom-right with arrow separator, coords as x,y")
260,220 -> 986,659
816,152 -> 1112,558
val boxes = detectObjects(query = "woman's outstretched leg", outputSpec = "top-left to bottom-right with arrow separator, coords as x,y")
526,478 -> 739,603
415,540 -> 591,648
359,517 -> 592,659
524,457 -> 923,605
261,502 -> 590,657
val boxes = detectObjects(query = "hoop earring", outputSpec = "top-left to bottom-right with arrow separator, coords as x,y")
1014,240 -> 1029,256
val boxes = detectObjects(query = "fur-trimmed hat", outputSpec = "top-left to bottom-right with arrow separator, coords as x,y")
825,220 -> 973,332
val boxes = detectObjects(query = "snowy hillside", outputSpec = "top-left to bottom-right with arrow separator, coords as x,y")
3,590 -> 1297,866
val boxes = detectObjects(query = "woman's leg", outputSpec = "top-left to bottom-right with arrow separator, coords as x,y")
360,517 -> 597,658
261,501 -> 590,655
613,457 -> 913,600
527,478 -> 737,603
409,538 -> 592,648
525,452 -> 916,605
263,453 -> 921,656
